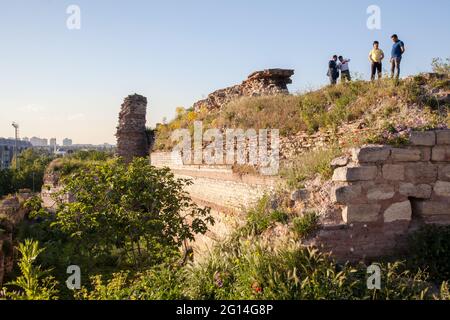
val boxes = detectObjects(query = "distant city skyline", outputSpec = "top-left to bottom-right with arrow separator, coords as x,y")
1,0 -> 449,144
0,135 -> 113,147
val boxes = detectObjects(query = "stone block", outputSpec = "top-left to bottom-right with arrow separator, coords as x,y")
352,145 -> 391,163
383,201 -> 412,223
331,156 -> 349,168
382,164 -> 405,181
410,131 -> 436,146
331,185 -> 363,204
414,201 -> 450,216
417,147 -> 432,161
436,130 -> 450,145
290,189 -> 309,202
342,204 -> 381,223
404,163 -> 437,184
399,183 -> 432,199
391,148 -> 421,162
439,165 -> 450,182
434,181 -> 450,197
432,146 -> 450,162
332,166 -> 378,182
367,185 -> 395,201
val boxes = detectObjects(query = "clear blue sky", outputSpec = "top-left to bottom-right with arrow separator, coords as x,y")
0,0 -> 449,144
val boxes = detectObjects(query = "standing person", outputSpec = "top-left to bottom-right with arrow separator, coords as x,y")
327,55 -> 339,85
338,56 -> 351,82
390,34 -> 405,79
369,41 -> 385,81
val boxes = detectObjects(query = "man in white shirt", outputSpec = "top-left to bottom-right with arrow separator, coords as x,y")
338,56 -> 351,82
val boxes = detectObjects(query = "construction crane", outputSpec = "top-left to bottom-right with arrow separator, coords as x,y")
12,122 -> 19,170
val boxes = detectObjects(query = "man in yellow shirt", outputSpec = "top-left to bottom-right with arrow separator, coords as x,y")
369,41 -> 385,80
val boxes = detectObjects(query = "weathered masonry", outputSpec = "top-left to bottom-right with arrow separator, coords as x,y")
310,130 -> 450,261
150,152 -> 279,213
193,69 -> 294,111
0,192 -> 32,285
116,94 -> 152,163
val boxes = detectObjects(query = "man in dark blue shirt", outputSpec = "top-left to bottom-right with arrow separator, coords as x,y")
390,34 -> 405,79
327,55 -> 339,85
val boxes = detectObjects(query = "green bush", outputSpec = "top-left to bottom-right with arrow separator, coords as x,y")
75,265 -> 186,300
0,149 -> 54,197
408,224 -> 450,282
280,147 -> 342,189
239,196 -> 289,236
439,282 -> 450,300
32,158 -> 214,269
184,238 -> 436,300
292,211 -> 320,240
432,57 -> 450,76
1,240 -> 59,300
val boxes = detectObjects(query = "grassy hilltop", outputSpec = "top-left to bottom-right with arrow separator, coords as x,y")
154,70 -> 449,152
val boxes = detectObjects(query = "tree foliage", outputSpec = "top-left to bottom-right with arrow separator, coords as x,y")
0,149 -> 54,197
1,239 -> 59,300
32,157 -> 214,267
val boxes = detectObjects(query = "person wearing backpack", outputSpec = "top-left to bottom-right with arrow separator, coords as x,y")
327,55 -> 339,85
390,34 -> 405,79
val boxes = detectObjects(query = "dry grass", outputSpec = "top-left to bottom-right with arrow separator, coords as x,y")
280,147 -> 342,189
154,74 -> 449,152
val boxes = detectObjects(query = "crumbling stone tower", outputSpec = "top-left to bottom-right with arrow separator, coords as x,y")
116,94 -> 151,163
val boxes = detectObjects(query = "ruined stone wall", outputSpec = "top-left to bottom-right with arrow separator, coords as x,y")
0,192 -> 32,285
116,94 -> 150,163
193,69 -> 294,111
150,152 -> 280,254
150,152 -> 280,213
310,129 -> 450,261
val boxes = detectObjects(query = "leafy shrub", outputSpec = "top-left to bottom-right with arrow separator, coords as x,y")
239,196 -> 289,236
0,149 -> 54,197
184,238 -> 436,300
75,265 -> 186,300
29,157 -> 214,269
407,224 -> 450,282
432,57 -> 450,76
439,282 -> 450,300
356,261 -> 432,300
292,211 -> 320,240
1,240 -> 59,300
281,147 -> 342,188
68,150 -> 112,162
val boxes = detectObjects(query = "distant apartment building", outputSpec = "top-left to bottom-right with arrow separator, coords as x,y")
30,136 -> 48,147
63,138 -> 73,146
50,138 -> 57,147
0,138 -> 32,169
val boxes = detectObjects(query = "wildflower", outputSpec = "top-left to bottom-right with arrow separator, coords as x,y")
214,272 -> 224,288
252,282 -> 263,294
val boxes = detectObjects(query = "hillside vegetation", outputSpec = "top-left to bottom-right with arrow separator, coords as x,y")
154,70 -> 449,152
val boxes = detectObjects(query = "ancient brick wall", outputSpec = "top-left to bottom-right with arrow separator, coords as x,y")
116,94 -> 151,163
0,192 -> 32,285
310,129 -> 450,261
150,152 -> 279,213
150,152 -> 280,253
193,69 -> 294,111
